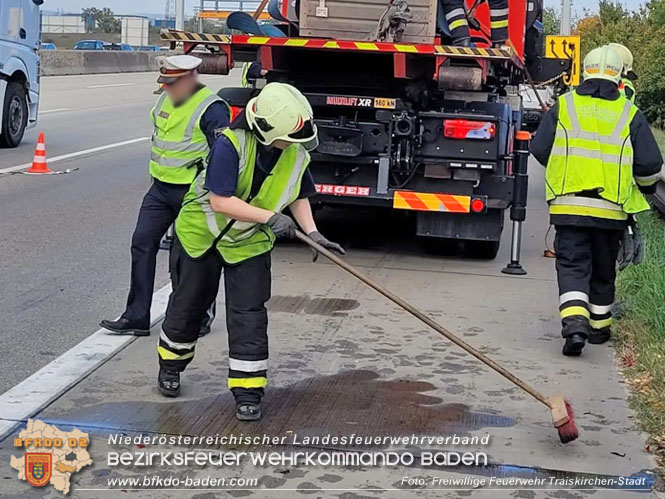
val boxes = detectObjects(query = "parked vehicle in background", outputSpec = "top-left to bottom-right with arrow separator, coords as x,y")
40,42 -> 56,50
1,0 -> 42,147
138,45 -> 161,51
73,39 -> 104,50
104,42 -> 134,51
520,85 -> 555,132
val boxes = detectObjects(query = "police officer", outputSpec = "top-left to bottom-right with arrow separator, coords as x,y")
440,0 -> 509,47
530,46 -> 663,356
157,83 -> 344,421
101,55 -> 230,336
608,43 -> 637,103
241,62 -> 264,88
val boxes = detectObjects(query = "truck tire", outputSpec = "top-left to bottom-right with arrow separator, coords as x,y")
0,82 -> 28,148
466,240 -> 501,260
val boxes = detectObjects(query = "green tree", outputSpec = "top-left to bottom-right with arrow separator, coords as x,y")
81,7 -> 121,33
543,7 -> 560,35
573,0 -> 665,125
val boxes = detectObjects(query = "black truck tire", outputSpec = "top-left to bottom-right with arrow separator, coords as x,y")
0,81 -> 28,148
466,240 -> 501,260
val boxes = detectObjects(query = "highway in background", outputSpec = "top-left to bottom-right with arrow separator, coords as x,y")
0,71 -> 237,392
0,71 -> 657,495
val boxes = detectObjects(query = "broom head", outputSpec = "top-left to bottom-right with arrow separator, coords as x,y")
547,394 -> 579,444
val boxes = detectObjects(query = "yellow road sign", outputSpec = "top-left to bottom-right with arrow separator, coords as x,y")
545,35 -> 580,86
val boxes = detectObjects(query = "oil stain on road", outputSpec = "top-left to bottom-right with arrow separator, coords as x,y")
45,370 -> 514,442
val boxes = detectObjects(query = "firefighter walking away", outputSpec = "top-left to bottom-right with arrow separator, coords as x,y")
530,46 -> 663,356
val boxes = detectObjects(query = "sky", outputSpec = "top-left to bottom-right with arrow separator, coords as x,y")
44,0 -> 647,17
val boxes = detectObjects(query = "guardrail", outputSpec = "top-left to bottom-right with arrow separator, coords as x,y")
40,50 -> 161,76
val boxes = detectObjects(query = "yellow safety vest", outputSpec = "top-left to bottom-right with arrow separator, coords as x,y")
619,78 -> 636,103
149,87 -> 224,184
545,91 -> 650,220
175,128 -> 310,263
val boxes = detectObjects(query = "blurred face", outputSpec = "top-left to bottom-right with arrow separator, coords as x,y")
270,140 -> 292,150
164,72 -> 198,103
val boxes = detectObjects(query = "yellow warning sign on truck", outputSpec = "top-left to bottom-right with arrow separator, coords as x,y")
545,35 -> 580,86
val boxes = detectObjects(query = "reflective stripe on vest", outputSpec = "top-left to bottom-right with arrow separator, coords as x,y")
545,91 -> 650,218
149,87 -> 226,184
549,195 -> 628,221
176,128 -> 310,263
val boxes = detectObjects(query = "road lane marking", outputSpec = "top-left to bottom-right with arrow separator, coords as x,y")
0,137 -> 150,174
85,82 -> 136,89
0,284 -> 172,441
38,108 -> 68,115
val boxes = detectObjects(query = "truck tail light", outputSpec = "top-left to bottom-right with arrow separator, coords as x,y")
470,197 -> 487,213
443,120 -> 496,140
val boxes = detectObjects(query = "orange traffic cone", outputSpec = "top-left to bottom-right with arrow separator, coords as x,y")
26,132 -> 52,174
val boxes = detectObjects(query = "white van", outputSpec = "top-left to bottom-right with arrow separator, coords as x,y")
0,0 -> 42,147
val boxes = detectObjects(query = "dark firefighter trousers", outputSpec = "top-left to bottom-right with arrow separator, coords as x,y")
123,179 -> 215,330
554,225 -> 623,338
159,238 -> 271,404
440,0 -> 508,45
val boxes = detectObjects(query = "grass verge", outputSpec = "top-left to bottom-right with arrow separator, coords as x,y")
614,209 -> 665,472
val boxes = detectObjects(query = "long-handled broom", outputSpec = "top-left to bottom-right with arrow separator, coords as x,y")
295,231 -> 579,443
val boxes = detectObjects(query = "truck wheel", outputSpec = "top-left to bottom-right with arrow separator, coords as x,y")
0,82 -> 28,148
466,240 -> 501,260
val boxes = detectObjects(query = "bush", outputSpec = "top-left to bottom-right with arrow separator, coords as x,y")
575,0 -> 665,126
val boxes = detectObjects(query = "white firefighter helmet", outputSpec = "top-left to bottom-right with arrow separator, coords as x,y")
246,82 -> 317,147
607,42 -> 634,74
583,46 -> 623,84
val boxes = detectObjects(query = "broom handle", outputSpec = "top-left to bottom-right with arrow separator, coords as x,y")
295,230 -> 552,409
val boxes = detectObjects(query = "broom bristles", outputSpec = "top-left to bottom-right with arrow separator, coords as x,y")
556,399 -> 579,444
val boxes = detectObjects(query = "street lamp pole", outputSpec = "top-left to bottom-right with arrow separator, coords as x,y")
176,0 -> 185,30
560,0 -> 572,35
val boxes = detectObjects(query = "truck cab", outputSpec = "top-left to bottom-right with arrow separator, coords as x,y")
0,0 -> 42,147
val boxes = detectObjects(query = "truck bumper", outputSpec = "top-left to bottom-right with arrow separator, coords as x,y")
27,88 -> 39,129
312,170 -> 514,243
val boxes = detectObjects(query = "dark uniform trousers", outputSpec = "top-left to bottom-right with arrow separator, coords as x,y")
159,238 -> 271,404
554,225 -> 623,338
441,0 -> 508,44
123,179 -> 216,329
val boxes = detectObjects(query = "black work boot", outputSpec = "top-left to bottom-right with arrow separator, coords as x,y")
588,329 -> 611,345
562,333 -> 587,356
158,368 -> 181,397
236,402 -> 262,421
100,318 -> 149,336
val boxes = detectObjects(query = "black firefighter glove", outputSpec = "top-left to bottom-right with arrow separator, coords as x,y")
307,231 -> 346,262
267,213 -> 297,239
617,222 -> 645,271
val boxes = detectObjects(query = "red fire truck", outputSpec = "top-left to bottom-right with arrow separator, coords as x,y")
163,0 -> 571,262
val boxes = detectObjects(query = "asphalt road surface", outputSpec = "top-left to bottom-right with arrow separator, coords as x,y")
0,72 -> 237,393
0,72 -> 658,497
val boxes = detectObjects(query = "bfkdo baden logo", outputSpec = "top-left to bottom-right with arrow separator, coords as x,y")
10,419 -> 92,495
